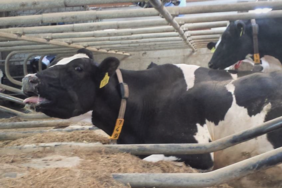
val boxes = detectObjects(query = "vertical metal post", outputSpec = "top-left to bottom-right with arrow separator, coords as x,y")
23,53 -> 35,75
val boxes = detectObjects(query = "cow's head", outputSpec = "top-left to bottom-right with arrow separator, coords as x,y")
22,49 -> 120,119
208,20 -> 253,69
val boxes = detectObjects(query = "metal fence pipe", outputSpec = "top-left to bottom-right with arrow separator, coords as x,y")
176,10 -> 282,24
167,1 -> 282,15
3,115 -> 281,155
0,44 -> 64,52
2,114 -> 282,155
0,93 -> 25,105
0,9 -> 159,27
110,45 -> 188,51
0,33 -> 179,47
84,116 -> 282,155
38,55 -> 45,71
63,33 -> 179,43
32,26 -> 175,40
0,120 -> 70,129
80,37 -> 182,46
0,0 -> 143,12
110,44 -> 187,50
117,46 -> 189,52
188,35 -> 220,40
192,39 -> 218,43
181,21 -> 228,30
1,1 -> 282,27
105,43 -> 187,49
113,146 -> 282,187
0,31 -> 130,56
0,40 -> 38,47
23,54 -> 35,75
149,0 -> 195,50
187,29 -> 225,36
0,126 -> 96,141
1,19 -> 168,34
91,41 -> 184,48
0,105 -> 48,119
5,51 -> 24,86
0,84 -> 23,94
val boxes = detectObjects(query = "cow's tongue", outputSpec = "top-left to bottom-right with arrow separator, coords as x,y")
23,96 -> 49,104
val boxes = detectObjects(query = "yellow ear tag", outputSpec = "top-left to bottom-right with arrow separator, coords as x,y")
211,47 -> 215,53
240,28 -> 244,37
99,72 -> 110,88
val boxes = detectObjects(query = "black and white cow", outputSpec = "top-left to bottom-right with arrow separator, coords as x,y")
208,18 -> 282,70
22,49 -> 282,187
208,42 -> 282,72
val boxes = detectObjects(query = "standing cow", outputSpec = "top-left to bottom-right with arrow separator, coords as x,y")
207,41 -> 282,72
208,18 -> 282,70
22,49 -> 282,188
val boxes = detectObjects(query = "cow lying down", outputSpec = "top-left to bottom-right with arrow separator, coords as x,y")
22,49 -> 282,188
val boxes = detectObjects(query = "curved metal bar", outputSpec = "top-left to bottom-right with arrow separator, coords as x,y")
113,146 -> 282,188
23,53 -> 35,75
38,55 -> 44,71
4,51 -> 22,86
5,50 -> 76,86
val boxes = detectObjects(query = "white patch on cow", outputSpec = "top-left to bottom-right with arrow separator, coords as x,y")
52,54 -> 89,67
194,124 -> 211,144
143,154 -> 179,162
215,37 -> 222,48
174,64 -> 200,91
25,73 -> 36,77
69,110 -> 93,123
194,124 -> 214,161
206,80 -> 274,168
229,73 -> 238,80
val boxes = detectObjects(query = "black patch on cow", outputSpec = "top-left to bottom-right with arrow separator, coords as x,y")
192,68 -> 233,125
233,73 -> 275,116
227,70 -> 254,78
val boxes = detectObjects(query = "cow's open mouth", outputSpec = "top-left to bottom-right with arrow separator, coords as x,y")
23,96 -> 51,106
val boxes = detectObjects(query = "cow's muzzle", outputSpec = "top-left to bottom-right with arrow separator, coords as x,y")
22,74 -> 39,96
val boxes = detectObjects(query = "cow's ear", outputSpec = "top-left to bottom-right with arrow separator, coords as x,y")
235,20 -> 245,37
207,42 -> 215,50
207,42 -> 216,52
77,48 -> 94,59
97,57 -> 120,88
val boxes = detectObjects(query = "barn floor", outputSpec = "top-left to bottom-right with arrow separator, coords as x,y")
0,117 -> 232,188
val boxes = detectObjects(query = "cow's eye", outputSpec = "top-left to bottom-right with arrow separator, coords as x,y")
74,66 -> 83,72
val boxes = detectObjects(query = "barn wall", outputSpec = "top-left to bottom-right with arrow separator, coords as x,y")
94,48 -> 212,70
